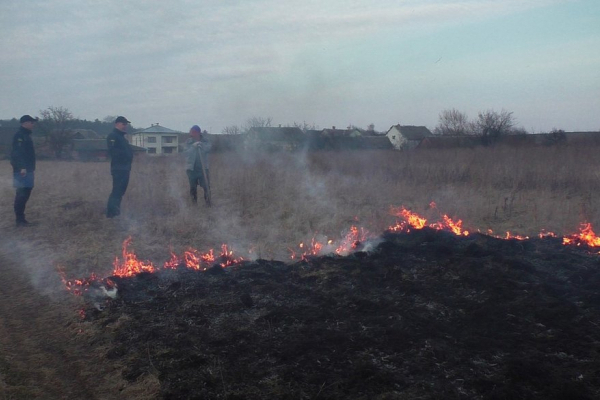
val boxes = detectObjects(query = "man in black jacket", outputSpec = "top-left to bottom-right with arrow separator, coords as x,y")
11,115 -> 38,226
106,116 -> 133,218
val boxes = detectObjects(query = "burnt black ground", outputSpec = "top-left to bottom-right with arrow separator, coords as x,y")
85,229 -> 600,399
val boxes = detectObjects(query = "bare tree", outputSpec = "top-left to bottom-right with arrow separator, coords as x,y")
38,106 -> 75,158
222,125 -> 242,135
434,108 -> 472,136
243,116 -> 272,132
475,109 -> 515,139
292,121 -> 319,132
547,128 -> 566,146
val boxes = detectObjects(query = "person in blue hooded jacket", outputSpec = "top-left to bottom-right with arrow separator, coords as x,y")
184,125 -> 212,206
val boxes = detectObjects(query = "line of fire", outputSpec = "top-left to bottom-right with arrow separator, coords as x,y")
58,202 -> 600,310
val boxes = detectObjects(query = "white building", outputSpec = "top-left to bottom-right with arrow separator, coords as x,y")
130,124 -> 184,155
386,125 -> 432,150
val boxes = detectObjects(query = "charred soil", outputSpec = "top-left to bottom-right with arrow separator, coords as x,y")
83,229 -> 600,399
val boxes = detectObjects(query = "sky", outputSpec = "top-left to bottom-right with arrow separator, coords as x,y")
1,0 -> 599,133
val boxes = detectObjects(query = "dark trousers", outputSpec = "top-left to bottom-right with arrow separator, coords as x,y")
186,169 -> 210,202
14,187 -> 33,222
107,170 -> 130,217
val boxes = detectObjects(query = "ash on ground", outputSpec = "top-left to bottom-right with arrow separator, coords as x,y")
85,229 -> 600,399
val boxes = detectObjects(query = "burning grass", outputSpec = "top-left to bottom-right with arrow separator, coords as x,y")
2,144 -> 600,398
59,199 -> 600,308
3,145 -> 600,270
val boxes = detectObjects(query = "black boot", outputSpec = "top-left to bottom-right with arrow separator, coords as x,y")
16,217 -> 31,227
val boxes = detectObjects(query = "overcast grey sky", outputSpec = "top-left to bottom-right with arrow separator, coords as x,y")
1,0 -> 598,133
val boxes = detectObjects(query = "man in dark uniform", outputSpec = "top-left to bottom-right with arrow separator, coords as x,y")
11,115 -> 38,226
106,116 -> 133,218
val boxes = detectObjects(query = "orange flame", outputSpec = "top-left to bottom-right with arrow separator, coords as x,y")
336,226 -> 369,255
389,207 -> 427,231
112,237 -> 156,277
163,250 -> 182,270
563,223 -> 600,247
162,245 -> 242,270
431,215 -> 469,236
388,207 -> 468,236
293,238 -> 325,259
60,205 -> 600,300
503,232 -> 529,240
539,230 -> 557,239
218,244 -> 244,267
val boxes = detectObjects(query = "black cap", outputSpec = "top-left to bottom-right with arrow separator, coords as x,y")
115,116 -> 131,124
20,115 -> 39,123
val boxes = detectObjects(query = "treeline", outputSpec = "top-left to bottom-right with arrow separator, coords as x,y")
433,108 -> 529,137
0,116 -> 125,137
1,106 -> 144,138
1,107 -> 145,158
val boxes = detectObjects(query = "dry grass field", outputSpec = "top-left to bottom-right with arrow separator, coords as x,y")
1,145 -> 599,284
1,144 -> 600,398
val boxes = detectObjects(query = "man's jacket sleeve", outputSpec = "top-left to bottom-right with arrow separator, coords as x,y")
107,136 -> 128,161
11,134 -> 26,170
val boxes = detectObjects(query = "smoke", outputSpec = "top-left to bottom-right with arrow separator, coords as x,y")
224,148 -> 384,261
0,168 -> 69,296
0,236 -> 66,297
0,147 -> 389,299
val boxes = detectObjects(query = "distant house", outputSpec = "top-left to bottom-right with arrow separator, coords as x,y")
321,127 -> 362,138
386,125 -> 433,150
245,127 -> 305,151
203,133 -> 245,152
72,140 -> 109,161
72,139 -> 146,161
304,129 -> 326,150
361,128 -> 382,137
130,124 -> 183,155
71,129 -> 101,140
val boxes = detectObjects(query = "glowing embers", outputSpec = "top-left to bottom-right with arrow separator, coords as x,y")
58,268 -> 101,296
165,244 -> 244,270
290,225 -> 372,260
121,239 -> 245,272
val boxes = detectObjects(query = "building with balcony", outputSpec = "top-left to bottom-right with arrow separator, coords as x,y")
130,124 -> 184,154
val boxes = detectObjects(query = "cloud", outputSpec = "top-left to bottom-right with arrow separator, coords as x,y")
2,0 -> 564,70
0,0 -> 589,132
